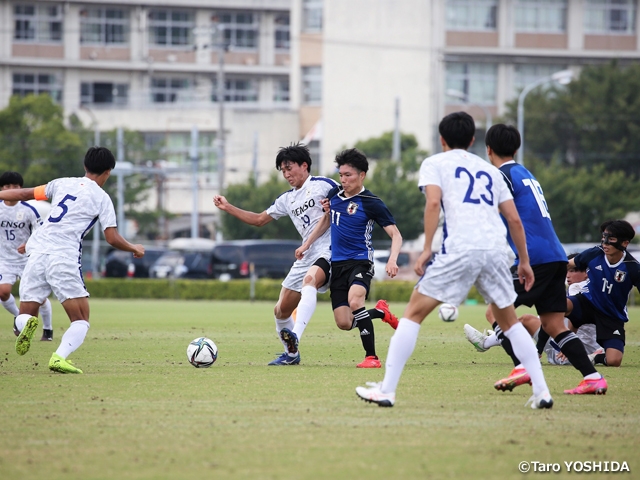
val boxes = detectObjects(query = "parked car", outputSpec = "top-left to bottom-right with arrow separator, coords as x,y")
149,251 -> 185,278
210,240 -> 301,280
148,250 -> 221,279
372,250 -> 413,281
103,247 -> 167,278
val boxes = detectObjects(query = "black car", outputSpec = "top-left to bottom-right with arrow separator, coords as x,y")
210,240 -> 301,280
103,248 -> 167,278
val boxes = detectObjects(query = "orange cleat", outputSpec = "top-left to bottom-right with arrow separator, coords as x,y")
375,299 -> 399,330
357,356 -> 382,368
494,367 -> 531,391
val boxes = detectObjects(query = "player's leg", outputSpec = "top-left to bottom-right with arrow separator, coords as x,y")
269,287 -> 301,365
49,297 -> 89,374
347,283 -> 380,367
39,297 -> 53,341
14,257 -> 49,355
0,281 -> 19,318
291,259 -> 330,343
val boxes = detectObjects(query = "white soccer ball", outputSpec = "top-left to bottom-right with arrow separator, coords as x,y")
187,337 -> 218,368
438,303 -> 459,322
14,314 -> 31,333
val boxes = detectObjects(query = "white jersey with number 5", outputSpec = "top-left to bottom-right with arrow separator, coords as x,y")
26,177 -> 117,261
418,149 -> 513,254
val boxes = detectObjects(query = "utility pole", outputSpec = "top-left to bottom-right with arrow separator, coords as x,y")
392,97 -> 401,161
216,23 -> 226,196
190,125 -> 199,239
252,131 -> 259,184
116,127 -> 125,237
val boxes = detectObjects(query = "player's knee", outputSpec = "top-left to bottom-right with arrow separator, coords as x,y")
606,356 -> 622,367
336,319 -> 351,330
0,292 -> 10,301
302,274 -> 315,287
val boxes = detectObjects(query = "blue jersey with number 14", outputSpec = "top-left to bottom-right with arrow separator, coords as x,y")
499,161 -> 566,266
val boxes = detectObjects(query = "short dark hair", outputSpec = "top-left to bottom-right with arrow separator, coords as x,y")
0,171 -> 24,188
567,253 -> 586,272
485,124 -> 521,158
275,143 -> 312,172
600,219 -> 635,242
439,112 -> 475,150
84,147 -> 116,175
335,148 -> 368,173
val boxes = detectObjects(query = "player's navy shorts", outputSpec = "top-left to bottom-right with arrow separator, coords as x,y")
330,260 -> 374,310
511,261 -> 567,314
567,293 -> 625,352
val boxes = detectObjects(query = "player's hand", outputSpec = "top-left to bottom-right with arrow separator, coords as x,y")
517,262 -> 535,292
17,243 -> 26,254
295,245 -> 308,260
386,261 -> 398,278
414,249 -> 432,276
213,195 -> 229,210
132,244 -> 145,258
320,198 -> 329,212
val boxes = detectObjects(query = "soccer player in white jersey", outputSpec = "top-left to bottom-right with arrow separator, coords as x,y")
356,112 -> 553,408
214,143 -> 397,366
0,147 -> 145,374
0,171 -> 54,341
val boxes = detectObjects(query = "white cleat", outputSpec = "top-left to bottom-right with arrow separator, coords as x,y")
356,383 -> 395,407
464,324 -> 489,353
525,390 -> 554,410
587,347 -> 605,365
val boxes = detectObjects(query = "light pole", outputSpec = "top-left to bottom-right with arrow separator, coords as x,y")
517,69 -> 573,166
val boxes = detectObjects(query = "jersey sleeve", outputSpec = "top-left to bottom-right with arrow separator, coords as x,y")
99,194 -> 118,229
418,157 -> 439,191
573,246 -> 601,270
364,195 -> 396,228
265,190 -> 290,220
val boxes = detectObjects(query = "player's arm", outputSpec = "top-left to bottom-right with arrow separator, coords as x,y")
499,199 -> 534,291
213,194 -> 273,227
295,210 -> 330,260
382,224 -> 402,278
103,227 -> 145,258
0,187 -> 37,202
415,185 -> 441,276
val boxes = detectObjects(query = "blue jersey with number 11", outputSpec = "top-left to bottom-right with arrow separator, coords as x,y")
499,161 -> 566,266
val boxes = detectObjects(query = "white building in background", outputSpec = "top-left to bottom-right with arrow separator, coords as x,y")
1,0 -> 639,238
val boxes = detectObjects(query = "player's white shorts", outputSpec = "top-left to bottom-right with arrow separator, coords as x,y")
19,253 -> 89,304
282,251 -> 331,294
416,248 -> 517,309
0,263 -> 26,285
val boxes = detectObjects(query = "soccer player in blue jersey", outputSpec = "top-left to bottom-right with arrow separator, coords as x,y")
566,220 -> 640,375
356,112 -> 552,408
299,148 -> 402,368
480,124 -> 606,395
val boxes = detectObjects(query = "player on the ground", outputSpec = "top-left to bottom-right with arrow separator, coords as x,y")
0,172 -> 54,340
1,147 -> 145,374
466,124 -> 605,395
355,112 -> 552,408
566,220 -> 640,370
298,148 -> 402,368
214,143 -> 398,366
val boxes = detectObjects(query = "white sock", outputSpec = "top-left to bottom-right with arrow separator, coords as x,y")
503,322 -> 548,396
483,332 -> 501,349
40,298 -> 53,330
275,316 -> 294,350
381,318 -> 421,394
56,320 -> 90,359
1,294 -> 19,317
292,285 -> 317,341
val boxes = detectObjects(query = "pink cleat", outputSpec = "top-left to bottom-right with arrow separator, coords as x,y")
494,367 -> 531,392
564,377 -> 608,395
375,299 -> 399,330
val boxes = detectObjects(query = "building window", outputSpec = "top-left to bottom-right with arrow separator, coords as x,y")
515,0 -> 567,33
80,7 -> 129,44
446,63 -> 497,105
217,12 -> 258,49
153,132 -> 217,167
302,66 -> 322,104
584,0 -> 636,34
81,82 -> 128,105
12,72 -> 62,101
275,13 -> 290,50
212,77 -> 259,103
514,64 -> 568,95
274,78 -> 290,103
149,10 -> 194,47
303,0 -> 323,32
14,4 -> 63,42
446,0 -> 497,31
151,78 -> 191,103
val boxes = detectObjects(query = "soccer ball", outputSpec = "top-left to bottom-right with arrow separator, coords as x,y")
438,303 -> 459,322
187,337 -> 218,368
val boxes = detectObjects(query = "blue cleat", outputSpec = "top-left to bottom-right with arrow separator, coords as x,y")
280,328 -> 299,354
268,352 -> 301,366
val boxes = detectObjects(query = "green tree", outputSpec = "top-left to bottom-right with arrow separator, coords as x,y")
221,174 -> 300,240
534,163 -> 640,243
0,95 -> 84,185
354,132 -> 427,241
504,62 -> 640,175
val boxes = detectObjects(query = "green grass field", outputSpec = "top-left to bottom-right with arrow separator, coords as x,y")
0,299 -> 638,480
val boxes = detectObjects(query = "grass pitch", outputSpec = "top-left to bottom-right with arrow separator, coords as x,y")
0,299 -> 638,480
